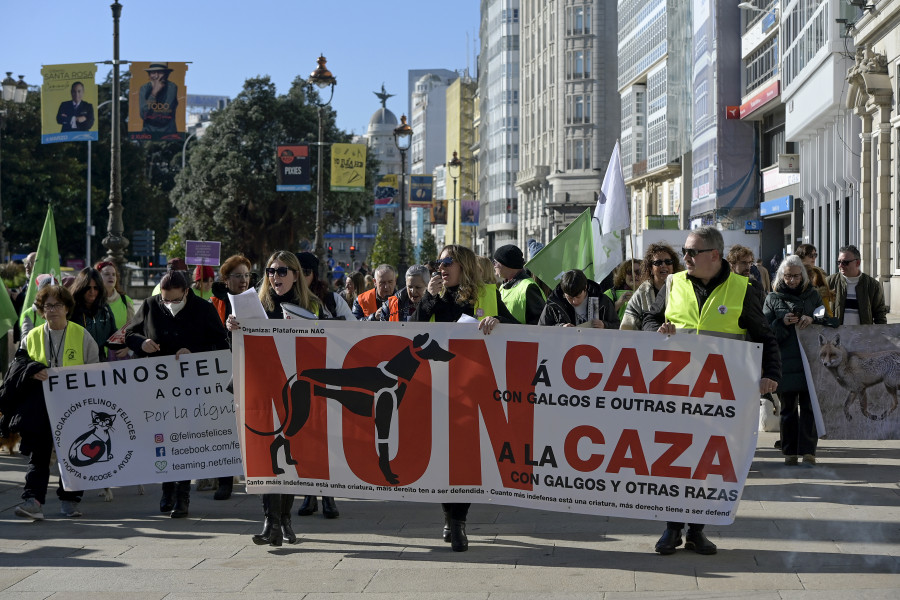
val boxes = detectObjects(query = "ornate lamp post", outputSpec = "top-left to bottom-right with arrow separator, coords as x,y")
308,55 -> 337,281
448,150 -> 462,246
0,72 -> 30,263
393,115 -> 413,279
102,0 -> 128,273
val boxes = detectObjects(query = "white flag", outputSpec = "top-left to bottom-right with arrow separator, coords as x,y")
592,141 -> 629,282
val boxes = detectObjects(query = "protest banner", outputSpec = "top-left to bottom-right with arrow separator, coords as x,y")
798,324 -> 900,440
234,320 -> 762,525
43,351 -> 241,490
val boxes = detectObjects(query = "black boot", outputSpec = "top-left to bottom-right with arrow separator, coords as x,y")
252,494 -> 282,546
297,495 -> 318,516
170,480 -> 190,518
322,496 -> 339,519
654,527 -> 683,555
214,477 -> 233,500
280,495 -> 297,544
449,519 -> 468,552
685,527 -> 717,555
442,509 -> 451,543
160,482 -> 175,513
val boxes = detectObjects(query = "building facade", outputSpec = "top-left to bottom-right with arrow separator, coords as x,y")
445,76 -> 478,248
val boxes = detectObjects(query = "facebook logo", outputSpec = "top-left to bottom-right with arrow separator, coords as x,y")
155,447 -> 166,457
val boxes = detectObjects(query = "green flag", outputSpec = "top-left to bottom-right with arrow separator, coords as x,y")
0,281 -> 17,334
18,206 -> 61,328
525,209 -> 594,286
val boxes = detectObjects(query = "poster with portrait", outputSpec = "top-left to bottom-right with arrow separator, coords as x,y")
431,199 -> 448,225
40,63 -> 99,144
409,175 -> 434,208
128,61 -> 188,141
461,200 -> 479,226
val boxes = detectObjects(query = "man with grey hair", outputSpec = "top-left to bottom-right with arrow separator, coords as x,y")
643,225 -> 781,556
374,264 -> 430,321
352,264 -> 397,320
826,244 -> 887,325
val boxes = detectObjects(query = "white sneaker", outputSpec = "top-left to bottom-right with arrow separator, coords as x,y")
59,500 -> 83,518
15,498 -> 44,520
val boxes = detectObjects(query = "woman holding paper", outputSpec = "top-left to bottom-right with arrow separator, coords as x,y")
226,250 -> 329,545
411,244 -> 516,552
125,270 -> 229,518
211,254 -> 254,325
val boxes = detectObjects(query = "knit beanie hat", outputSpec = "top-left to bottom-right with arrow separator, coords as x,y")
493,244 -> 525,270
296,252 -> 319,272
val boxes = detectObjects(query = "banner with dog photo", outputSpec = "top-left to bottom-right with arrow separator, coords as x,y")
42,351 -> 242,490
234,321 -> 764,525
798,324 -> 900,440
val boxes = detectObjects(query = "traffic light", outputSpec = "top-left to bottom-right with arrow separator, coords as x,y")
349,245 -> 356,261
327,245 -> 333,259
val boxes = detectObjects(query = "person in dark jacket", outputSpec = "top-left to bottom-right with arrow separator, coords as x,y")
411,244 -> 517,552
125,271 -> 229,519
538,269 -> 619,329
493,244 -> 546,325
763,255 -> 821,466
374,264 -> 430,321
69,268 -> 119,360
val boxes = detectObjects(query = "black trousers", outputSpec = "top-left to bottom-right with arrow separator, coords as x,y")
666,522 -> 704,531
442,502 -> 470,521
779,390 -> 818,456
21,426 -> 83,505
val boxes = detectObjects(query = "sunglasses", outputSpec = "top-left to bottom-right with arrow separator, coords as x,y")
265,267 -> 291,277
301,268 -> 313,277
837,259 -> 858,266
682,247 -> 715,258
435,257 -> 454,267
651,259 -> 674,267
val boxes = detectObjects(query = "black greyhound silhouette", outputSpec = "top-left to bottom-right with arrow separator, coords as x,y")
246,333 -> 455,483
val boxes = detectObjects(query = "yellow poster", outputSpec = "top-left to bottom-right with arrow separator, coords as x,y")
40,63 -> 98,144
330,143 -> 366,192
128,61 -> 188,141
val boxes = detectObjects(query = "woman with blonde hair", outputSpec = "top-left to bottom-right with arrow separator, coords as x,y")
411,244 -> 516,552
476,255 -> 498,285
805,264 -> 834,317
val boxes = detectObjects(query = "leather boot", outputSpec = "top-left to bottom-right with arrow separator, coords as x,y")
160,481 -> 175,513
322,496 -> 339,519
214,477 -> 233,500
280,495 -> 297,544
654,527 -> 683,555
252,494 -> 282,546
170,480 -> 190,518
685,527 -> 717,555
297,495 -> 318,516
449,519 -> 468,552
442,509 -> 451,543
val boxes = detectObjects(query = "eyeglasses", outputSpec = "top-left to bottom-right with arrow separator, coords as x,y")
783,273 -> 803,280
162,293 -> 186,305
301,268 -> 313,277
42,302 -> 65,311
837,259 -> 859,267
435,257 -> 454,267
229,273 -> 251,280
651,259 -> 674,267
682,248 -> 715,258
265,267 -> 291,277
811,253 -> 818,258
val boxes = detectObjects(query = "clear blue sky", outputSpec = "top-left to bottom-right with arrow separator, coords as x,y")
6,0 -> 480,135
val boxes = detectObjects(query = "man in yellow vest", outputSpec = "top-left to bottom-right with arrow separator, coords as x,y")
643,226 -> 781,557
493,244 -> 546,325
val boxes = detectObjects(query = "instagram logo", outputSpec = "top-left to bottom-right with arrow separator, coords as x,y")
154,434 -> 164,444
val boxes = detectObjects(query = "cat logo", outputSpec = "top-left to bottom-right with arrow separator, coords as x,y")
67,410 -> 117,467
66,349 -> 76,360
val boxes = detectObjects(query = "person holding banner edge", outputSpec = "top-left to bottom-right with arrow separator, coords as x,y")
643,226 -> 781,556
411,244 -> 517,552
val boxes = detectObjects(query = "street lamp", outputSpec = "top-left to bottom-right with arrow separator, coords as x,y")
448,150 -> 462,246
102,0 -> 128,274
737,2 -> 771,14
0,72 -> 30,262
86,97 -> 125,267
308,55 -> 337,281
393,114 -> 413,279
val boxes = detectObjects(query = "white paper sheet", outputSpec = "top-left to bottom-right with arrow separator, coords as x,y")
228,289 -> 268,319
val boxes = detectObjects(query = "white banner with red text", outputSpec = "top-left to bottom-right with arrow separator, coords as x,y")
43,351 -> 241,491
234,320 -> 762,525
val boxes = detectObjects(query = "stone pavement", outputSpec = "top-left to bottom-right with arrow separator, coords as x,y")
0,432 -> 898,599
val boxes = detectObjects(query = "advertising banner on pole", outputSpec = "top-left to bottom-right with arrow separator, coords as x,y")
461,200 -> 479,226
44,351 -> 241,491
374,174 -> 399,208
431,199 -> 447,224
128,61 -> 188,141
276,145 -> 311,191
234,320 -> 762,525
330,143 -> 366,192
40,63 -> 99,144
409,175 -> 434,208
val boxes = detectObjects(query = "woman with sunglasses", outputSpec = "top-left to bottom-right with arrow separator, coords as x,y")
411,244 -> 517,552
125,270 -> 230,519
620,243 -> 683,330
763,255 -> 822,466
297,252 -> 353,320
226,251 -> 325,545
69,268 -> 119,360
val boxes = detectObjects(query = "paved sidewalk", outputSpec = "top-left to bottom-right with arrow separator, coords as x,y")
1,432 -> 898,599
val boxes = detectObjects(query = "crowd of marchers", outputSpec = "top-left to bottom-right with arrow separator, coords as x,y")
0,231 -> 886,556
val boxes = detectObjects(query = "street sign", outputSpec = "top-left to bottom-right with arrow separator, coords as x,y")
185,240 -> 221,266
132,229 -> 155,257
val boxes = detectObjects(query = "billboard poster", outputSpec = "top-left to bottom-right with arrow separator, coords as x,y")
40,63 -> 98,144
330,143 -> 366,192
128,62 -> 188,141
461,200 -> 479,226
276,145 -> 311,191
374,174 -> 399,208
431,199 -> 448,224
410,175 -> 434,208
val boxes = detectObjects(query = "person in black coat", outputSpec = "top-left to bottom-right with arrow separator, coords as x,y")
125,271 -> 229,519
538,269 -> 620,329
